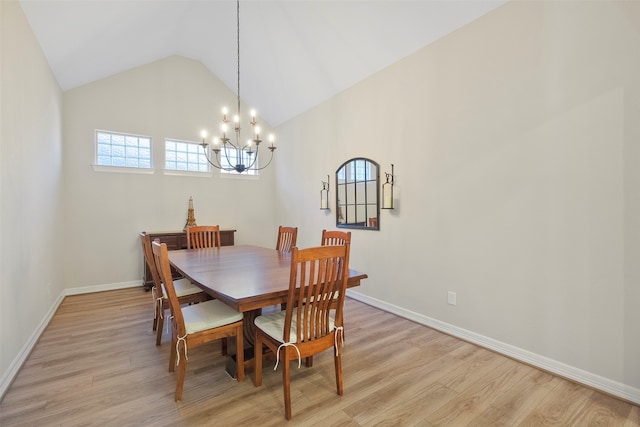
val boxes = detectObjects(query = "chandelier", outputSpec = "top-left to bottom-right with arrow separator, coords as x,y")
200,0 -> 276,174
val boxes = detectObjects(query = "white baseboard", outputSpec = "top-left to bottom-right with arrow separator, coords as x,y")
64,280 -> 142,295
0,290 -> 65,401
346,289 -> 640,406
0,280 -> 144,401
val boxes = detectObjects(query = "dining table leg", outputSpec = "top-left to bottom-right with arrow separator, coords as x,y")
225,308 -> 262,378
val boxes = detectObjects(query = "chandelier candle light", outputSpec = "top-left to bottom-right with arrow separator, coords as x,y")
200,0 -> 276,173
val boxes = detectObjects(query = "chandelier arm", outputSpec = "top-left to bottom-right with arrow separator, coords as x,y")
223,138 -> 240,150
241,147 -> 258,170
221,143 -> 241,170
201,145 -> 223,170
201,141 -> 244,172
253,149 -> 276,171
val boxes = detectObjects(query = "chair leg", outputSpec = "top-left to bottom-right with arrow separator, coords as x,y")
152,289 -> 159,332
253,332 -> 263,387
175,347 -> 187,401
235,325 -> 244,382
283,348 -> 292,420
169,334 -> 177,373
305,356 -> 313,367
221,337 -> 228,356
334,346 -> 343,396
156,311 -> 164,346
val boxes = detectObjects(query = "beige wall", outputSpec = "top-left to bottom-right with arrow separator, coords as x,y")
0,0 -> 64,387
275,1 -> 640,395
62,56 -> 277,289
2,0 -> 639,405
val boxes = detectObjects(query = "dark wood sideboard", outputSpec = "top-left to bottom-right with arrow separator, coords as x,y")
142,229 -> 236,290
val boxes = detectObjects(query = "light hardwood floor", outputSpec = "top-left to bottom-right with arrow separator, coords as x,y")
1,288 -> 639,426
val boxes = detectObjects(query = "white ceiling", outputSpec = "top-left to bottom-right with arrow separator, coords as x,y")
19,0 -> 507,126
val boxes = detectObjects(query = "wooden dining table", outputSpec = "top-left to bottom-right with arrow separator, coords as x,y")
168,244 -> 368,376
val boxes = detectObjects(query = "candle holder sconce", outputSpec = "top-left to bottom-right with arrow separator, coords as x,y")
320,175 -> 330,210
382,164 -> 394,210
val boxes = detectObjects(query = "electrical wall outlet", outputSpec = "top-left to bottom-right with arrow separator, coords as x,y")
447,291 -> 457,306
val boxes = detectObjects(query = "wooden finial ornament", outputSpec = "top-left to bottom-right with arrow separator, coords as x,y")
184,196 -> 197,230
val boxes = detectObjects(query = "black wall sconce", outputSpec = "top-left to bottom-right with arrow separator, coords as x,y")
320,175 -> 330,210
382,164 -> 394,209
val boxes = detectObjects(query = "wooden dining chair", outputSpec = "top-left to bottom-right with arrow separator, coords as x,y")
152,240 -> 245,401
186,225 -> 221,249
185,225 -> 229,351
320,229 -> 352,346
253,244 -> 351,420
276,226 -> 298,253
140,232 -> 208,346
321,229 -> 351,246
276,226 -> 299,312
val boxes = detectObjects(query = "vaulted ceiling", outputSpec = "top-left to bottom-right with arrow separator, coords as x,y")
19,0 -> 507,126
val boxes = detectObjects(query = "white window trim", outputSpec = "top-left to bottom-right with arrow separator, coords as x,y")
163,169 -> 213,178
92,164 -> 155,174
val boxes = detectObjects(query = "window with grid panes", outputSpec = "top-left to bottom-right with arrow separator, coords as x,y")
165,139 -> 210,173
95,130 -> 152,169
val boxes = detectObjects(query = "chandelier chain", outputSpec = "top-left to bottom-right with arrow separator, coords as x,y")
199,0 -> 276,174
236,0 -> 241,118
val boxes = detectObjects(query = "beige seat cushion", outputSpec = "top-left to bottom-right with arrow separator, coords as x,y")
254,308 -> 335,344
162,278 -> 203,298
182,299 -> 243,335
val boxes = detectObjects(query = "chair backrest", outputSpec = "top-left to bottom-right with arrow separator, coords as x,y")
140,232 -> 162,290
368,217 -> 377,228
276,226 -> 298,252
283,244 -> 350,344
187,225 -> 221,249
321,229 -> 351,246
152,240 -> 186,337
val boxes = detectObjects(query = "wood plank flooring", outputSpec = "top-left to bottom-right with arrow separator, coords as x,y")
1,288 -> 638,426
